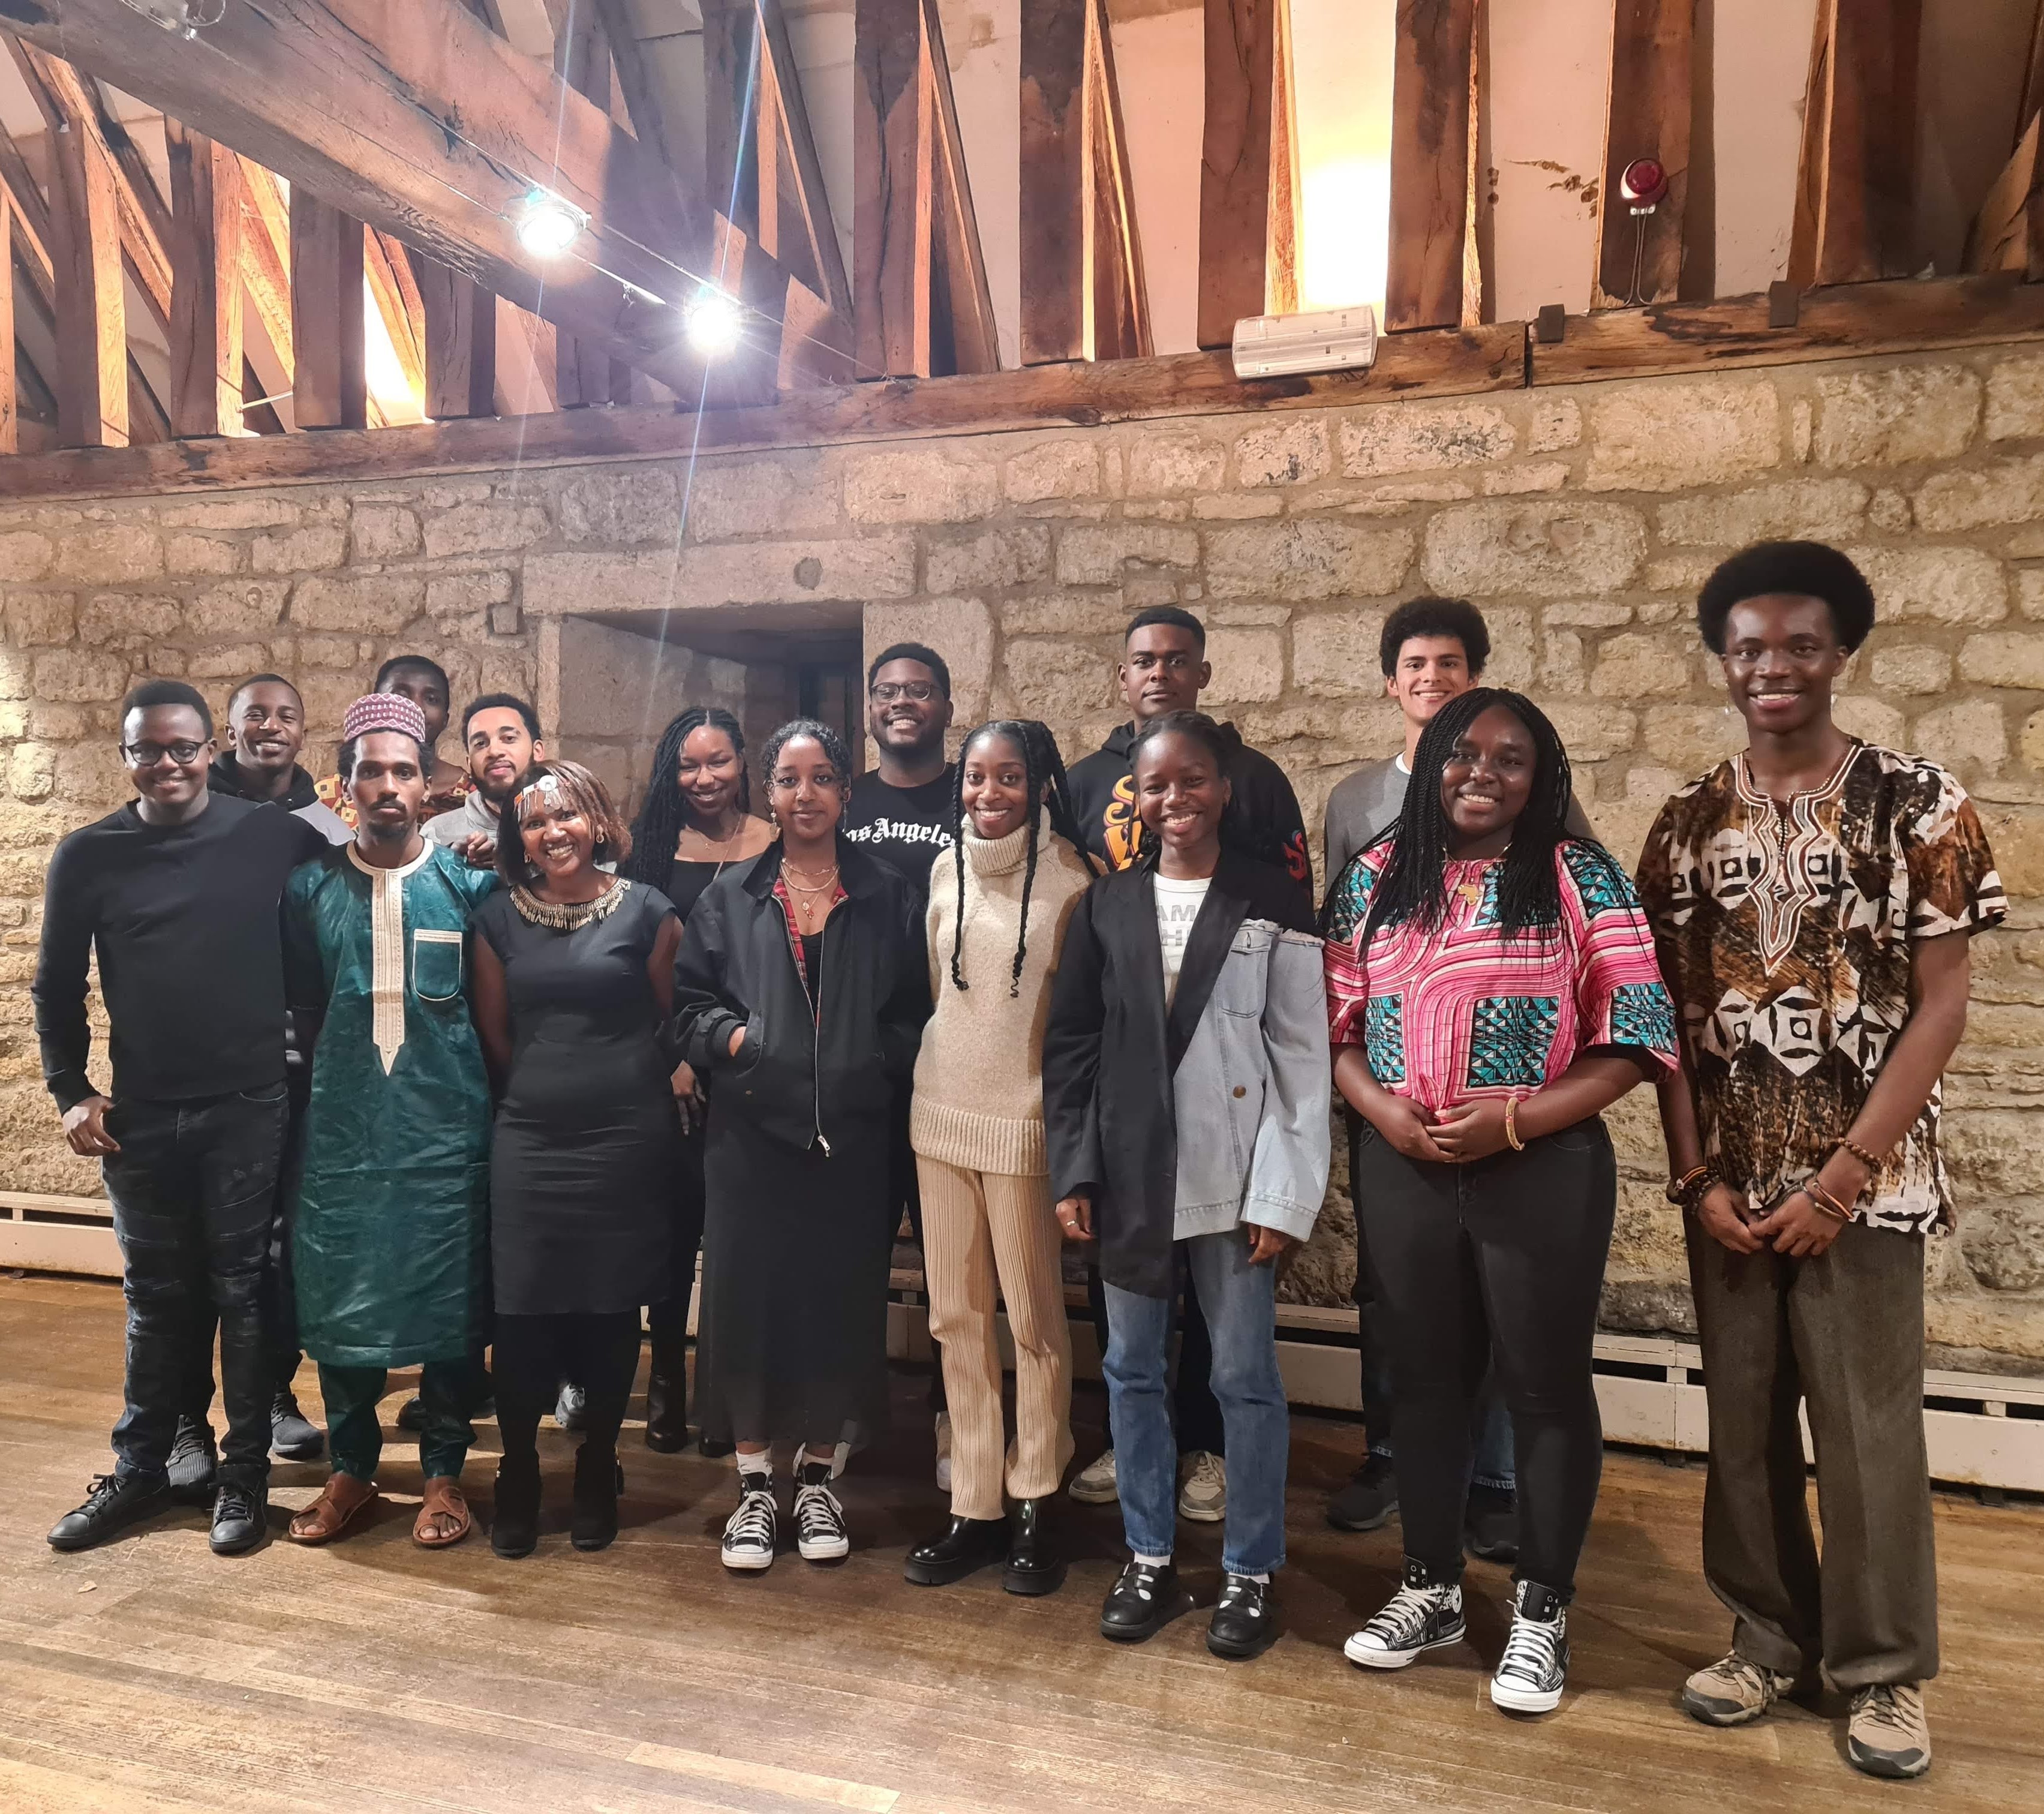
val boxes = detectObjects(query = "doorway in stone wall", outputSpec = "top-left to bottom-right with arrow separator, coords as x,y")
553,602 -> 864,819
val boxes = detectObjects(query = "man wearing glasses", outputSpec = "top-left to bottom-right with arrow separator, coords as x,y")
37,681 -> 326,1557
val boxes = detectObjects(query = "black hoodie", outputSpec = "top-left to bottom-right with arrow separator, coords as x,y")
208,749 -> 320,812
1066,720 -> 1313,914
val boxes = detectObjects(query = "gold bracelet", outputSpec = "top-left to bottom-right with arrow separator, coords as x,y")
1805,1180 -> 1853,1223
1504,1094 -> 1526,1151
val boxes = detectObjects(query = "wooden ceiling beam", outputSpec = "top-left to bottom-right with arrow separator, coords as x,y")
410,248 -> 498,421
289,185 -> 366,431
1021,0 -> 1152,365
0,0 -> 841,400
1,186 -> 15,455
1198,0 -> 1300,350
550,0 -> 629,410
163,123 -> 245,439
366,226 -> 428,415
1591,0 -> 1694,310
231,157 -> 297,413
1385,0 -> 1481,334
1789,0 -> 1923,286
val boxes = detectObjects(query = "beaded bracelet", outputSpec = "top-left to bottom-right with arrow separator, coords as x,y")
1837,1138 -> 1883,1172
1666,1164 -> 1713,1210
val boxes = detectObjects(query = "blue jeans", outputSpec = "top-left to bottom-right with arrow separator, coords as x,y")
1102,1230 -> 1289,1576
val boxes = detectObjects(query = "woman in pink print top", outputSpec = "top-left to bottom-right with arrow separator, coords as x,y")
1321,687 -> 1676,1718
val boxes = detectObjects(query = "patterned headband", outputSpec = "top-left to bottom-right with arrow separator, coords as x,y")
341,692 -> 428,746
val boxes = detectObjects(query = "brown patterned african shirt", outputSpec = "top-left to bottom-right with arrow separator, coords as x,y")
1636,740 -> 2005,1234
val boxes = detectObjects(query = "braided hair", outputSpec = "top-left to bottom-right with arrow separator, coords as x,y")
1361,686 -> 1606,946
946,719 -> 1095,995
1125,711 -> 1237,872
624,706 -> 750,888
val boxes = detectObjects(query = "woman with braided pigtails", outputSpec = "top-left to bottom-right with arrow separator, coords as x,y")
901,721 -> 1095,1594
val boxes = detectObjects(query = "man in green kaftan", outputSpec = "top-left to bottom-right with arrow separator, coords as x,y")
282,692 -> 497,1549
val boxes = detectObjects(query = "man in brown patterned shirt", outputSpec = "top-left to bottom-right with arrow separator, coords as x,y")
1638,542 -> 2005,1783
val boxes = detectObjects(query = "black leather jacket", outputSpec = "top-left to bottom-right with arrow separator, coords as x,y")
672,839 -> 930,1153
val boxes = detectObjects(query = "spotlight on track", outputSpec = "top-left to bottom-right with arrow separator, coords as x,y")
515,188 -> 589,260
685,287 -> 745,359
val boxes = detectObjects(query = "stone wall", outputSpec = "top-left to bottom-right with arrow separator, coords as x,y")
6,341 -> 2044,1371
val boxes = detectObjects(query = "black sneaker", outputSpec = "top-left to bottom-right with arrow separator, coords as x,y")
167,1417 -> 218,1504
792,1460 -> 849,1563
1490,1580 -> 1570,1714
1343,1557 -> 1467,1668
1327,1452 -> 1398,1532
721,1472 -> 778,1571
209,1480 -> 268,1555
47,1472 -> 173,1551
1464,1483 -> 1519,1563
1207,1573 -> 1279,1660
270,1391 -> 325,1462
555,1382 -> 587,1432
1099,1560 -> 1194,1643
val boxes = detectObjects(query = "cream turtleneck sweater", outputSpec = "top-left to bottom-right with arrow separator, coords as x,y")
910,809 -> 1094,1177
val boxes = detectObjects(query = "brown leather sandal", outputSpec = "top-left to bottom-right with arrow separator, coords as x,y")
287,1475 -> 380,1545
413,1474 -> 472,1548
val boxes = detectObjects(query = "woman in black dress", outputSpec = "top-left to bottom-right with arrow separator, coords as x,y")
624,707 -> 778,1452
472,759 -> 684,1558
673,719 -> 929,1573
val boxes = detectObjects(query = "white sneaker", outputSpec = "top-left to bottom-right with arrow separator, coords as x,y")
1490,1580 -> 1570,1713
933,1413 -> 952,1493
793,1461 -> 850,1562
1344,1560 -> 1467,1668
721,1474 -> 778,1572
1177,1450 -> 1226,1522
1069,1447 -> 1119,1504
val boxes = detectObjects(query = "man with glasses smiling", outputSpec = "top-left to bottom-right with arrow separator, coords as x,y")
37,681 -> 326,1557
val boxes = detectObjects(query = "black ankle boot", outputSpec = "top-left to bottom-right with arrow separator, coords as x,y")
644,1368 -> 687,1453
1003,1497 -> 1066,1597
491,1453 -> 542,1560
903,1513 -> 1008,1587
571,1444 -> 622,1552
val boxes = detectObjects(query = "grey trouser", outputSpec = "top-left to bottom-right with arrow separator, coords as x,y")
1687,1217 -> 1938,1687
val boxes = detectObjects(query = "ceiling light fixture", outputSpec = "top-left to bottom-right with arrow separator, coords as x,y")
515,188 -> 588,260
684,287 -> 745,359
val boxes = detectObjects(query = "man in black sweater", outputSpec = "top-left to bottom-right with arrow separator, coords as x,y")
36,681 -> 325,1556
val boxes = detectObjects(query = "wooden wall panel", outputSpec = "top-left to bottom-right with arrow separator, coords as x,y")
288,187 -> 366,431
1789,0 -> 1923,286
1385,0 -> 1481,334
164,124 -> 244,439
1591,0 -> 1694,310
1197,0 -> 1299,349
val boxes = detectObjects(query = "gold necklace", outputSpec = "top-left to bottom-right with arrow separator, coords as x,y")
512,877 -> 629,930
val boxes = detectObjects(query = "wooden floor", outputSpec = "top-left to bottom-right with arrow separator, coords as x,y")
3,1275 -> 2040,1813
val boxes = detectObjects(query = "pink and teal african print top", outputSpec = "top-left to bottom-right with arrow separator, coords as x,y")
1323,838 -> 1678,1110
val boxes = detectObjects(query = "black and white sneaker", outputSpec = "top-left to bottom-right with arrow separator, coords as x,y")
1490,1579 -> 1570,1713
792,1461 -> 849,1563
721,1473 -> 778,1572
1343,1557 -> 1467,1668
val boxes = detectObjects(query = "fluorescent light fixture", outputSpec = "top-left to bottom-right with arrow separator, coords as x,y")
1231,305 -> 1379,380
515,188 -> 588,260
684,288 -> 745,359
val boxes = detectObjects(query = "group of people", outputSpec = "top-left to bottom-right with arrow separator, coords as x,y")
31,537 -> 2000,1784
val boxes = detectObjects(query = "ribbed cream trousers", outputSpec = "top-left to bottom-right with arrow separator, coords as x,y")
916,1155 -> 1075,1521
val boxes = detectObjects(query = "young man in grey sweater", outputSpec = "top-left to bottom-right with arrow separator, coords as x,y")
1321,596 -> 1593,1559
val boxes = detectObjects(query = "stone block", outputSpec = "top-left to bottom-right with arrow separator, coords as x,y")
8,743 -> 53,803
1235,418 -> 1331,486
250,524 -> 346,574
1055,524 -> 1200,585
1986,350 -> 2044,441
1960,632 -> 2044,690
1584,378 -> 1780,492
843,449 -> 999,524
1832,695 -> 1907,750
687,537 -> 916,607
557,469 -> 677,544
349,506 -> 422,563
997,594 -> 1130,638
1204,627 -> 1284,703
1913,699 -> 2007,774
1422,501 -> 1646,596
162,533 -> 242,576
0,531 -> 54,582
1545,600 -> 1633,627
1337,478 -> 1475,512
1206,521 -> 1415,600
422,503 -> 549,560
1869,644 -> 1952,694
157,497 -> 299,531
1210,603 -> 1290,626
1124,430 -> 1227,495
4,590 -> 77,647
1642,704 -> 1744,779
1643,552 -> 1719,594
78,594 -> 181,645
426,572 -> 515,617
1656,477 -> 1869,546
1915,452 -> 2044,531
1482,463 -> 1570,495
1290,610 -> 1385,698
1962,1198 -> 2044,1292
1546,700 -> 1639,764
864,599 -> 995,723
187,642 -> 276,680
33,649 -> 130,703
686,457 -> 839,540
489,602 -> 523,637
999,640 -> 1115,720
925,525 -> 1053,594
1340,401 -> 1516,477
523,550 -> 678,617
1868,487 -> 1913,532
291,635 -> 369,670
1541,629 -> 1585,693
53,528 -> 165,584
422,482 -> 493,509
2018,570 -> 2044,621
1588,631 -> 1693,699
290,575 -> 428,634
187,579 -> 290,636
1812,365 -> 1980,466
1525,395 -> 1583,453
1850,545 -> 2007,626
1005,440 -> 1101,504
1193,494 -> 1283,519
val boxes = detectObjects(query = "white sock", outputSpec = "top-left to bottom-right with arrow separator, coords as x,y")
1245,1572 -> 1270,1585
1134,1551 -> 1172,1568
735,1453 -> 772,1483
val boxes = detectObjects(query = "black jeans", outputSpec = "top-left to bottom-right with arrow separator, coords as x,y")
103,1084 -> 290,1490
1086,1250 -> 1226,1458
494,1311 -> 644,1458
645,1123 -> 709,1413
1352,1117 -> 1615,1597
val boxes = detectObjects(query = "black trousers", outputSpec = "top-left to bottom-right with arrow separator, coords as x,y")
1352,1118 -> 1616,1596
102,1085 -> 290,1490
1086,1250 -> 1226,1458
644,1124 -> 710,1414
494,1311 -> 644,1456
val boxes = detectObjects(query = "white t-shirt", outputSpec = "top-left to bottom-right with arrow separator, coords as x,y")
1154,875 -> 1212,1006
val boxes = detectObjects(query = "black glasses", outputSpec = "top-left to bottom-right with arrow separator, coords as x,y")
870,681 -> 940,703
121,739 -> 209,767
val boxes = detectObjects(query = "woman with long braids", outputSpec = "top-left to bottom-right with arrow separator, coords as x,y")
624,707 -> 777,1452
1043,711 -> 1329,1660
671,719 -> 929,1572
1323,687 -> 1676,1714
901,721 -> 1095,1594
